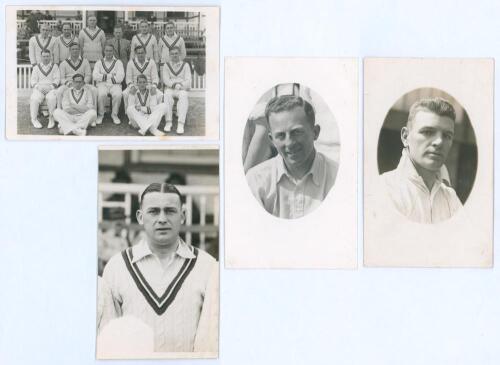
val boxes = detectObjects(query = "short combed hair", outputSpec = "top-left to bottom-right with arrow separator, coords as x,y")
165,21 -> 175,27
136,74 -> 147,83
41,49 -> 51,55
134,45 -> 145,53
407,97 -> 456,127
139,19 -> 149,26
69,42 -> 80,48
62,22 -> 72,29
265,95 -> 316,127
104,43 -> 115,50
140,183 -> 183,206
169,46 -> 181,53
72,73 -> 84,81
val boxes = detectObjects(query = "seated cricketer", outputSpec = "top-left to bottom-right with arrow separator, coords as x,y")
126,75 -> 168,136
162,46 -> 192,134
53,73 -> 97,136
57,42 -> 97,111
101,183 -> 218,353
380,97 -> 463,224
30,49 -> 60,129
245,95 -> 339,219
92,44 -> 125,125
123,45 -> 162,110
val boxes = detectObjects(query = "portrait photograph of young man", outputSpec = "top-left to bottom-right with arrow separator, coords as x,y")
364,58 -> 493,268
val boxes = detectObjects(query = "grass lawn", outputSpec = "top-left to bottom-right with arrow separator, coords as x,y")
17,90 -> 205,137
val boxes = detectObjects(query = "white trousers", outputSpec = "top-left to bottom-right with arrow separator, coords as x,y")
53,108 -> 97,135
96,83 -> 123,117
126,104 -> 167,135
30,89 -> 57,121
122,86 -> 163,110
164,89 -> 188,125
57,85 -> 98,110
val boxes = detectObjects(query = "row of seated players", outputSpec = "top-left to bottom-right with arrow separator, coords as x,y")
30,43 -> 191,135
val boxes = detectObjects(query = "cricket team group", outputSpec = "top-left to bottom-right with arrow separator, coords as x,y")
28,16 -> 193,136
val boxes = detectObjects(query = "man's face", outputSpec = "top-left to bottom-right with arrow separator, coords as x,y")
136,48 -> 146,62
139,22 -> 149,34
137,77 -> 147,91
62,24 -> 72,37
114,28 -> 122,39
268,106 -> 319,170
165,23 -> 174,36
73,77 -> 84,90
88,17 -> 96,27
170,49 -> 180,63
137,192 -> 185,246
41,52 -> 51,64
402,110 -> 455,172
40,25 -> 49,38
70,45 -> 80,58
104,46 -> 114,59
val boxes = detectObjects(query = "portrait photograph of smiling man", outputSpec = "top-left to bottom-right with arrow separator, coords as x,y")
243,83 -> 340,220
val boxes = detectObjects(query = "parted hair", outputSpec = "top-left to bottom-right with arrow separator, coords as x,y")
265,95 -> 316,127
408,97 -> 456,127
140,183 -> 183,206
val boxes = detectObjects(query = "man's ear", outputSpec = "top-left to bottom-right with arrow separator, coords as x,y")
180,204 -> 186,225
313,124 -> 321,140
136,209 -> 144,225
401,126 -> 409,148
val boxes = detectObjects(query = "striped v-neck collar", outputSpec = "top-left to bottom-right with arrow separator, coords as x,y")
137,89 -> 149,106
166,61 -> 187,77
65,57 -> 83,71
60,34 -> 75,48
71,88 -> 84,104
136,33 -> 152,49
36,35 -> 52,50
101,57 -> 117,74
133,58 -> 150,74
83,27 -> 102,41
37,63 -> 54,77
161,34 -> 180,49
121,243 -> 198,315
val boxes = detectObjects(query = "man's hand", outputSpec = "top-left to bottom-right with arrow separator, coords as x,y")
129,85 -> 137,94
150,85 -> 157,95
135,105 -> 141,112
175,84 -> 182,90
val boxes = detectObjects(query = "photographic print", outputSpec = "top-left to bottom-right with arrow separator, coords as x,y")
96,146 -> 219,359
364,58 -> 493,267
6,6 -> 219,139
242,82 -> 340,219
225,58 -> 357,269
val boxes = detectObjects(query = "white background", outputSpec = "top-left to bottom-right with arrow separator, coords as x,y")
1,0 -> 499,364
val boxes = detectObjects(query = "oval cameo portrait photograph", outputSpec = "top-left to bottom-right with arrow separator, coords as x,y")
377,88 -> 477,224
242,83 -> 341,219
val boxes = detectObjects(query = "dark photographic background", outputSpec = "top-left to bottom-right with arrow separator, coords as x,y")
377,88 -> 477,204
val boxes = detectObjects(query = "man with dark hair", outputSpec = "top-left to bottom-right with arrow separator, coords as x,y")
55,22 -> 76,63
126,75 -> 167,136
93,43 -> 125,125
108,26 -> 131,73
245,94 -> 339,219
162,46 -> 191,134
123,45 -> 162,110
53,73 -> 96,136
380,97 -> 462,223
101,182 -> 218,353
29,49 -> 60,129
130,20 -> 158,63
29,23 -> 58,66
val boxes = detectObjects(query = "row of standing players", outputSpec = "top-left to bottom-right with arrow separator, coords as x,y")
30,42 -> 191,136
